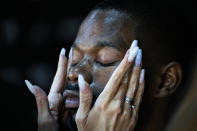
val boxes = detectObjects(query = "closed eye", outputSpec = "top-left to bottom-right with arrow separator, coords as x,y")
95,61 -> 117,67
71,63 -> 78,67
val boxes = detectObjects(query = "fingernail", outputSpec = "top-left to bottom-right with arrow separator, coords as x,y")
78,74 -> 86,91
135,49 -> 142,66
130,40 -> 138,51
139,69 -> 145,83
60,48 -> 66,56
25,80 -> 35,94
128,46 -> 139,62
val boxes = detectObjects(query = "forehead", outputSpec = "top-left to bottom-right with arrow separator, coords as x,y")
74,9 -> 134,51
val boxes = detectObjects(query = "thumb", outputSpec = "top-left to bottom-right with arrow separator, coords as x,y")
25,80 -> 51,119
76,74 -> 93,122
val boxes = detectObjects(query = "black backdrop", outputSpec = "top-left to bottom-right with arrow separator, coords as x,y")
0,0 -> 196,131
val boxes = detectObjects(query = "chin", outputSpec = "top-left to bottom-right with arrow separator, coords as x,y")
60,108 -> 78,130
70,109 -> 77,121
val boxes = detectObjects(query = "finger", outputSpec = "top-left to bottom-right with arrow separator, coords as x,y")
133,69 -> 145,111
25,80 -> 50,117
99,40 -> 139,100
76,74 -> 93,123
49,48 -> 67,95
129,69 -> 145,128
113,72 -> 129,102
124,49 -> 142,113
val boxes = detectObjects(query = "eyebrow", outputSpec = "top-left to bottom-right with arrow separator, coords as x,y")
72,41 -> 121,51
96,41 -> 120,50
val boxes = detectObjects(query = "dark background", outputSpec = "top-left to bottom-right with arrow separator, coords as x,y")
0,0 -> 196,131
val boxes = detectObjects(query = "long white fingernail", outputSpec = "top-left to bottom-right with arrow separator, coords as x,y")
139,69 -> 145,83
128,46 -> 139,62
78,74 -> 86,91
60,48 -> 66,56
25,80 -> 35,94
135,49 -> 142,66
130,40 -> 138,51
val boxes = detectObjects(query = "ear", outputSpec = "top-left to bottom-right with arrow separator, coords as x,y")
154,62 -> 182,98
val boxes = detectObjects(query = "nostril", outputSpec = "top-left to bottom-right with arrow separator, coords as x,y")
67,77 -> 71,81
68,72 -> 78,82
74,77 -> 78,82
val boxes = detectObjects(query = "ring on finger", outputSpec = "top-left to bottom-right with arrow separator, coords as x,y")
125,97 -> 133,105
131,105 -> 136,109
125,97 -> 136,109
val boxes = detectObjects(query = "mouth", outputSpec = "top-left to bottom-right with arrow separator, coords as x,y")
63,90 -> 79,109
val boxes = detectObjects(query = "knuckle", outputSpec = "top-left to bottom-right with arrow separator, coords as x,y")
112,106 -> 122,115
36,94 -> 46,101
96,103 -> 107,111
34,87 -> 46,98
75,115 -> 85,124
37,95 -> 48,104
80,94 -> 92,103
111,102 -> 122,115
34,87 -> 41,97
38,117 -> 52,126
113,75 -> 120,82
122,111 -> 130,119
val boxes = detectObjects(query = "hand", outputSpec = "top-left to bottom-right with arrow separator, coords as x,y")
75,40 -> 145,131
25,48 -> 68,131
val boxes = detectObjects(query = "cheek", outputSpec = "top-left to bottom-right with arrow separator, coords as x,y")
92,65 -> 117,95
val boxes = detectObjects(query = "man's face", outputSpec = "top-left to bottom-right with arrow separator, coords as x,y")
62,8 -> 183,131
64,9 -> 135,115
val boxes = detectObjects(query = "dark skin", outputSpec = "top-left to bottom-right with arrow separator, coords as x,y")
65,9 -> 182,130
64,10 -> 135,126
67,9 -> 133,98
26,8 -> 182,131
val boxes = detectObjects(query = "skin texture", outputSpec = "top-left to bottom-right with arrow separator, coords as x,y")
75,46 -> 145,131
66,9 -> 182,130
66,9 -> 183,131
67,9 -> 134,98
26,8 -> 183,131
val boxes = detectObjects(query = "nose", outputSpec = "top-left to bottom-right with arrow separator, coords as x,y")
68,67 -> 93,84
68,70 -> 78,82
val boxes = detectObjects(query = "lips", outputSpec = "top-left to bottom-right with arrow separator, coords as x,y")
63,90 -> 79,108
